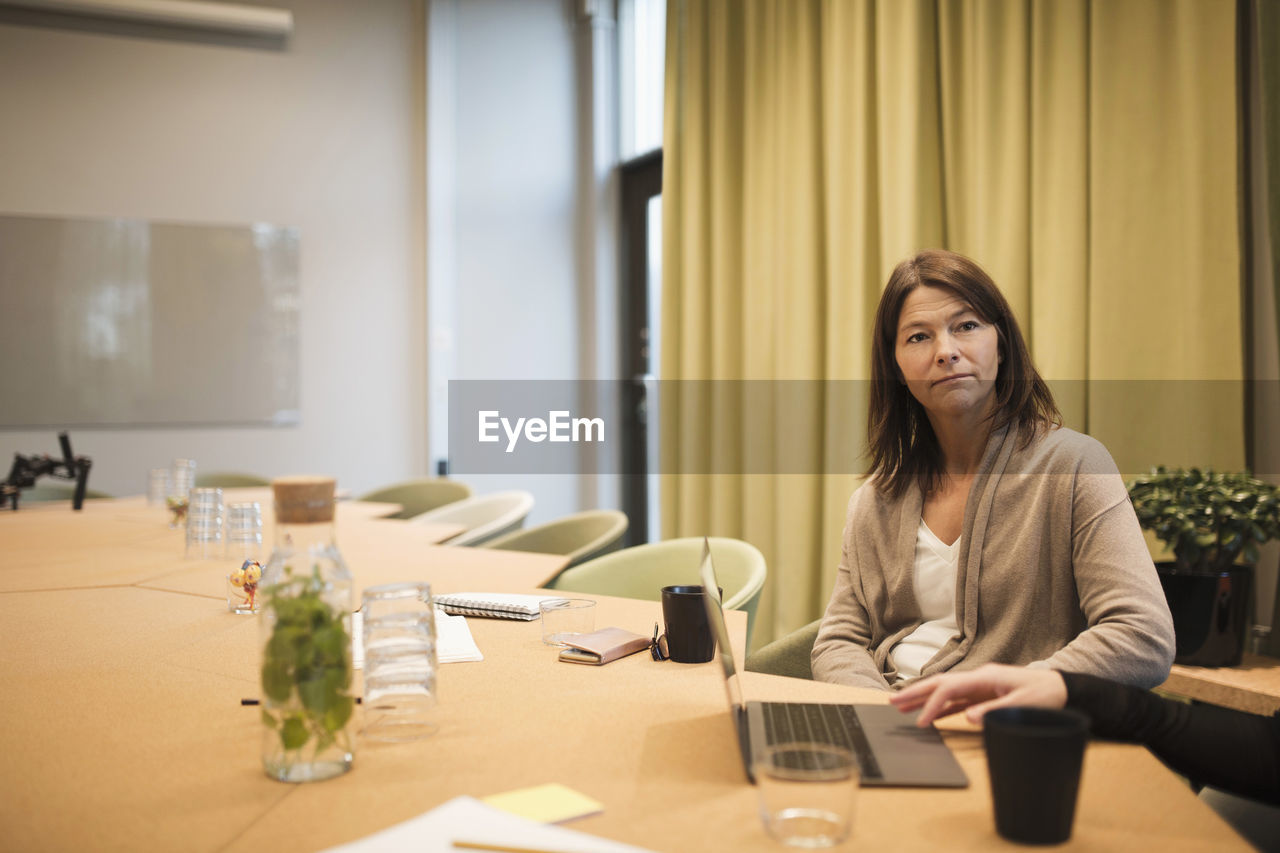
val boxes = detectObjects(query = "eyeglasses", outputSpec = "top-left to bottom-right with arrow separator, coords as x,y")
650,621 -> 669,661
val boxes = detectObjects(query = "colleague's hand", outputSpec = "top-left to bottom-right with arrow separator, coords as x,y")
888,664 -> 1068,727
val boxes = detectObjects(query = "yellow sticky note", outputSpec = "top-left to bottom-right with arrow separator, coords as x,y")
481,783 -> 604,824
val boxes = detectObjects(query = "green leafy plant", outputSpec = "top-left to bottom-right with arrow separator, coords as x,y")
260,568 -> 354,757
1127,467 -> 1280,573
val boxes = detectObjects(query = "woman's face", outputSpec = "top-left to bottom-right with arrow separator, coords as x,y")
894,285 -> 1001,424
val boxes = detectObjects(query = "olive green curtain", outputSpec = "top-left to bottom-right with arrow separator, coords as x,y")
661,0 -> 1243,649
1261,0 -> 1280,377
1250,0 -> 1280,652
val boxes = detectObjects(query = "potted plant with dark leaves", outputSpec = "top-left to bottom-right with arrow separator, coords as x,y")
1128,466 -> 1280,667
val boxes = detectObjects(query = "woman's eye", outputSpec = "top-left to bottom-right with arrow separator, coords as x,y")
957,320 -> 980,332
906,332 -> 927,344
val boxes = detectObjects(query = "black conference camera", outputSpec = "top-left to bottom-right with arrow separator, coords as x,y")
1,431 -> 93,511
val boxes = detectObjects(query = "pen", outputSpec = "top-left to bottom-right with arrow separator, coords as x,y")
452,842 -> 579,853
241,698 -> 362,705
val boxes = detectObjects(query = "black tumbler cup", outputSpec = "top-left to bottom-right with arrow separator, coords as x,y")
983,706 -> 1090,845
660,585 -> 720,663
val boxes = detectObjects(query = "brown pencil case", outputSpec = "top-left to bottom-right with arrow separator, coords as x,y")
557,627 -> 650,665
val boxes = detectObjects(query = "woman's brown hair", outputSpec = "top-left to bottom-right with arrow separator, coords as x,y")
867,249 -> 1060,499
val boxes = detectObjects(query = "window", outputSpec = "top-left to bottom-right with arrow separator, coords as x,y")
617,0 -> 665,543
619,0 -> 665,159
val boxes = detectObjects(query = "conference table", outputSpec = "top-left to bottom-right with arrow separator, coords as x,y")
1161,654 -> 1280,716
1,494 -> 1251,851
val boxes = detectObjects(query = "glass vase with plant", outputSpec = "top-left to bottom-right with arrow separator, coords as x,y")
258,476 -> 355,783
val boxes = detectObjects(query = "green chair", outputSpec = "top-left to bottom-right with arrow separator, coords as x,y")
357,478 -> 472,520
1199,787 -> 1280,851
544,536 -> 768,646
22,484 -> 113,503
744,618 -> 821,680
412,491 -> 535,546
194,472 -> 270,488
480,509 -> 629,570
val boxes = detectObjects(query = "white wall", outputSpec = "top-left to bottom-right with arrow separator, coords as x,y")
0,0 -> 428,498
0,0 -> 608,529
454,2 -> 577,382
428,0 -> 603,525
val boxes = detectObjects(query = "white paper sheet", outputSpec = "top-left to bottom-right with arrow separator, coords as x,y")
435,608 -> 483,663
319,795 -> 654,853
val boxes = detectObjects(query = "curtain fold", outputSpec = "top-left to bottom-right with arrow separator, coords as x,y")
1257,0 -> 1280,390
1248,0 -> 1280,652
662,0 -> 1242,649
1086,0 -> 1243,473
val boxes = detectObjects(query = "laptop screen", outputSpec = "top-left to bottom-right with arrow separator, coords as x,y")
699,538 -> 746,712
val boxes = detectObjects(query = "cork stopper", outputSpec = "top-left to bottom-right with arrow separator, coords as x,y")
272,476 -> 336,524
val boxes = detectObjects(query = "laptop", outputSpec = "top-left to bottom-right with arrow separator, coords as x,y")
699,540 -> 968,788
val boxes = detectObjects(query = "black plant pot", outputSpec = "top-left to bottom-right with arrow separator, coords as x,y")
1156,562 -> 1253,668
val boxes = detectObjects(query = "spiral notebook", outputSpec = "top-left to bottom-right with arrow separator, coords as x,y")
433,592 -> 565,621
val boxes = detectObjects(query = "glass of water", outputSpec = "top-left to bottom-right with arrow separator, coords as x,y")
755,742 -> 859,848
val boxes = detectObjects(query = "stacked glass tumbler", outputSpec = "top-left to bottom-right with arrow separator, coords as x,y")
186,487 -> 224,559
167,458 -> 196,528
361,581 -> 439,742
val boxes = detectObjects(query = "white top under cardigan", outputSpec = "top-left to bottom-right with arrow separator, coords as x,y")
888,519 -> 961,682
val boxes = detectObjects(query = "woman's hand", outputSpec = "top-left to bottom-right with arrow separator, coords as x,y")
888,664 -> 1068,727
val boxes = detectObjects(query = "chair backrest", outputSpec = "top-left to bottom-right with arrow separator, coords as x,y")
481,509 -> 629,569
744,618 -> 821,680
357,478 -> 473,520
544,536 -> 768,645
412,491 -> 535,546
194,472 -> 270,488
21,484 -> 113,503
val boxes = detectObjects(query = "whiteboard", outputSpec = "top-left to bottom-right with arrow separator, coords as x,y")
0,214 -> 299,428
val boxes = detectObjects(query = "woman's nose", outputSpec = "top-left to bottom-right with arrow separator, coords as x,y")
935,341 -> 959,365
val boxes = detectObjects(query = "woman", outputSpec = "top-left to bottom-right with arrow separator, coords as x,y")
810,249 -> 1174,690
890,663 -> 1280,806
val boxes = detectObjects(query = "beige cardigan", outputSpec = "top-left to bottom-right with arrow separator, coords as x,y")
811,425 -> 1175,690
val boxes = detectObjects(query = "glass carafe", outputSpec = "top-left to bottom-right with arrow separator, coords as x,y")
258,476 -> 355,783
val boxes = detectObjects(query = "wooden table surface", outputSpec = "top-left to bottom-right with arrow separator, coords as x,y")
1161,653 -> 1280,715
0,497 -> 1250,852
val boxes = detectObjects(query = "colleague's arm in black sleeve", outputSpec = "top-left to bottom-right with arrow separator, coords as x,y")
1061,670 -> 1280,804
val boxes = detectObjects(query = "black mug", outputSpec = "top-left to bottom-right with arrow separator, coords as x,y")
661,585 -> 720,663
983,706 -> 1090,844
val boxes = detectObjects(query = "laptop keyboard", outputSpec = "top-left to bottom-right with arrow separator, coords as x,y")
759,702 -> 883,781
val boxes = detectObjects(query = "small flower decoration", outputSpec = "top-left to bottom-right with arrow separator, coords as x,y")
229,559 -> 263,611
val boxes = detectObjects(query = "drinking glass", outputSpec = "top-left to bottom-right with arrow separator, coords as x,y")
147,468 -> 169,507
755,742 -> 859,848
167,458 -> 196,528
539,598 -> 595,646
226,501 -> 263,559
361,582 -> 438,742
185,487 -> 223,559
